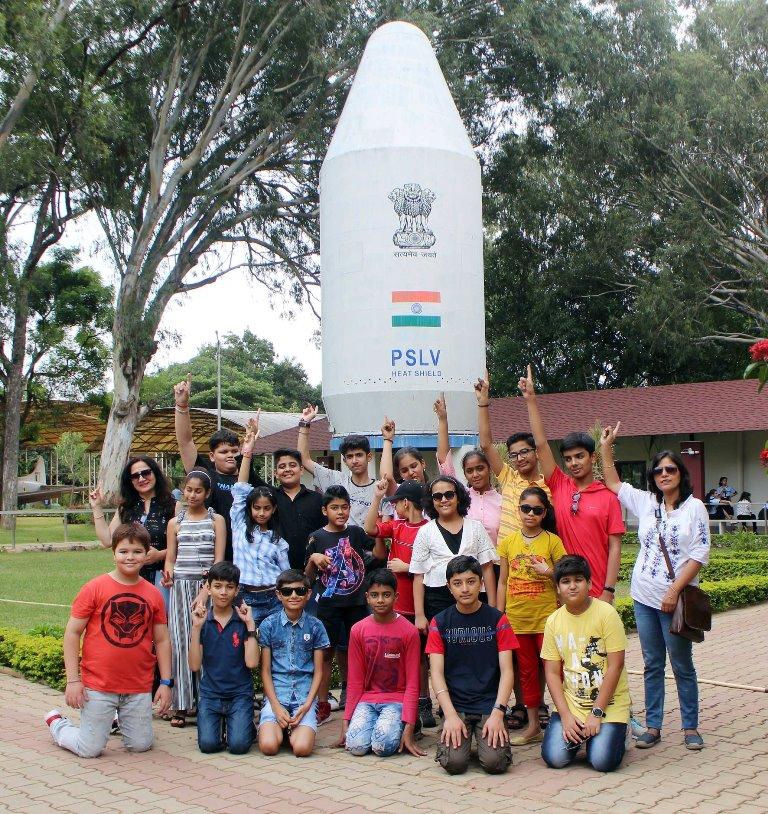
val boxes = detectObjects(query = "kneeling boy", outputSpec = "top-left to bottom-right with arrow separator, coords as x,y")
45,523 -> 172,758
188,561 -> 259,754
541,555 -> 630,773
342,569 -> 424,757
426,556 -> 517,775
258,570 -> 329,757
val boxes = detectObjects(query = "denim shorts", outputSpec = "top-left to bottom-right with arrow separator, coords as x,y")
260,697 -> 318,732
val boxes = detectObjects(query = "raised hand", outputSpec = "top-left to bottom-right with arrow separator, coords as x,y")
246,409 -> 262,441
190,602 -> 207,628
381,416 -> 396,441
433,393 -> 447,420
89,485 -> 105,510
474,373 -> 490,405
174,373 -> 192,408
373,475 -> 390,499
301,403 -> 318,423
235,600 -> 254,626
601,422 -> 621,447
517,364 -> 535,400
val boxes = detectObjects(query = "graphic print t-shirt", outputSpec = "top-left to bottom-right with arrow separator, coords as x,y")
305,526 -> 376,607
426,603 -> 518,715
374,517 -> 428,615
541,599 -> 630,724
72,573 -> 167,694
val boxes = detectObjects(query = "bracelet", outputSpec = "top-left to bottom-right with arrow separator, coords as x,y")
603,586 -> 616,594
435,689 -> 449,697
66,679 -> 82,684
93,514 -> 105,520
175,406 -> 189,413
478,403 -> 490,408
241,452 -> 253,458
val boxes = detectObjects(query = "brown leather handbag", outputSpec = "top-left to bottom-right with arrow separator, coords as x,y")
657,523 -> 711,643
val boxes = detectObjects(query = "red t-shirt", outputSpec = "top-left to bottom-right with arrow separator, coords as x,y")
546,468 -> 626,597
344,614 -> 421,725
72,573 -> 167,694
374,517 -> 428,616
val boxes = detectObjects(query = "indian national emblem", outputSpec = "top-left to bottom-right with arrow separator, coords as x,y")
389,183 -> 436,249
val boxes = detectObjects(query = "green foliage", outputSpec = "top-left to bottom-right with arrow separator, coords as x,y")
54,431 -> 88,486
0,627 -> 65,690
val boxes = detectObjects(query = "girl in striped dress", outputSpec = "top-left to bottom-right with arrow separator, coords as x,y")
163,470 -> 225,726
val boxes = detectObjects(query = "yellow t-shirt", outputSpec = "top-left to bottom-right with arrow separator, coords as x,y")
497,530 -> 567,634
541,600 -> 630,724
497,463 -> 550,540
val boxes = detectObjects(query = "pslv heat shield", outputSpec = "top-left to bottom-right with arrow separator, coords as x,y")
320,21 -> 486,436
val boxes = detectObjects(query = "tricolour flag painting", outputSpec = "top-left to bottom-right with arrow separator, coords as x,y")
391,290 -> 441,327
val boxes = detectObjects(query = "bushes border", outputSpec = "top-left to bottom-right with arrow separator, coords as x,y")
0,627 -> 65,690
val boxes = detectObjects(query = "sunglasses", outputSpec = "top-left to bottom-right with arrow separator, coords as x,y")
130,468 -> 153,481
277,586 -> 309,597
571,491 -> 581,515
431,490 -> 457,502
520,504 -> 545,516
652,465 -> 679,476
509,447 -> 535,460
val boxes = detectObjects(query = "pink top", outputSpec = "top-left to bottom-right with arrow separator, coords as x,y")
344,614 -> 421,725
438,453 -> 502,545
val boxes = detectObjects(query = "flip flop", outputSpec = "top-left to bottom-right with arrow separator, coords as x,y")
509,730 -> 544,746
505,704 -> 527,730
169,712 -> 187,728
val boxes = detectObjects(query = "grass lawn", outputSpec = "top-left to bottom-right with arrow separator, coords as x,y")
0,548 -> 112,630
0,516 -> 100,548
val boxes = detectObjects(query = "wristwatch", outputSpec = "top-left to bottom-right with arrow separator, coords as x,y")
159,678 -> 174,688
603,586 -> 615,594
494,703 -> 506,714
245,629 -> 258,640
591,707 -> 605,718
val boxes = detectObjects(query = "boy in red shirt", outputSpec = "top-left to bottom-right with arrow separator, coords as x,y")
45,523 -> 172,758
340,569 -> 424,757
518,365 -> 625,601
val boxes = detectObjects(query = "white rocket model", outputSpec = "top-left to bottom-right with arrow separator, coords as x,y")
320,21 -> 486,440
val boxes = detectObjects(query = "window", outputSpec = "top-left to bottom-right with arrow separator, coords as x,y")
616,460 -> 646,490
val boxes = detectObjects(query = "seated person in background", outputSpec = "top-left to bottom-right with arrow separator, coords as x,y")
541,555 -> 630,773
715,476 -> 736,502
426,556 -> 516,776
735,491 -> 758,533
189,562 -> 259,755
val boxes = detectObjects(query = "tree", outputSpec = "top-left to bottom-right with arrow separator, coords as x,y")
54,431 -> 88,486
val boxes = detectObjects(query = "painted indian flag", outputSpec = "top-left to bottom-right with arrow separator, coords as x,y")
391,291 -> 441,328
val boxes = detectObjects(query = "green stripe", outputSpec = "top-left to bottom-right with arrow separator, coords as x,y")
391,315 -> 441,328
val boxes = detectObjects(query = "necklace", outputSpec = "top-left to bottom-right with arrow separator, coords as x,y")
521,530 -> 543,542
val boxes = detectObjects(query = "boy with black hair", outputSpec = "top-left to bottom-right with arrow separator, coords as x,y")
174,375 -> 265,559
189,561 -> 259,755
297,405 -> 395,526
518,365 -> 624,601
341,569 -> 424,758
541,555 -> 629,772
258,569 -> 330,757
306,486 -> 387,724
45,523 -> 172,758
426,555 -> 517,775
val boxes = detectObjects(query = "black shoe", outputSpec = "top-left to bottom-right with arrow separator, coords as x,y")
418,698 -> 437,728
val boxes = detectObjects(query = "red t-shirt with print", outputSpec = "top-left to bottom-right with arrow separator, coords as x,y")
375,517 -> 428,615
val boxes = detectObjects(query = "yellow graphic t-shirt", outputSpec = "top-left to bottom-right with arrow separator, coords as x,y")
497,530 -> 567,634
541,599 -> 631,724
496,463 -> 550,540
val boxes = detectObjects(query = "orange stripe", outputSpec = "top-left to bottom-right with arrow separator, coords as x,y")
391,291 -> 441,303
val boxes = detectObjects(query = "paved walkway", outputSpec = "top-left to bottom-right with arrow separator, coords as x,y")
1,603 -> 767,814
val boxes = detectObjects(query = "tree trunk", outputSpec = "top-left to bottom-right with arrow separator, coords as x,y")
97,337 -> 149,501
1,286 -> 31,529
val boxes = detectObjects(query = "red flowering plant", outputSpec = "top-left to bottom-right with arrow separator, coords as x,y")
745,341 -> 768,474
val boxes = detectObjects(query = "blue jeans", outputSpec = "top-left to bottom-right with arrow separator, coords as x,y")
197,693 -> 254,754
241,590 -> 281,627
542,712 -> 626,773
633,600 -> 699,730
345,702 -> 404,757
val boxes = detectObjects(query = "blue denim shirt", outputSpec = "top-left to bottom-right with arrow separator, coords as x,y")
258,609 -> 329,703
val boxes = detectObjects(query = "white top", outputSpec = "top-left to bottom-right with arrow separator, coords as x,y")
618,483 -> 710,610
409,517 -> 498,587
735,499 -> 752,515
313,463 -> 375,528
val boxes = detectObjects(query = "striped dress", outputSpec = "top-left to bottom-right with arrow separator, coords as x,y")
169,507 -> 216,711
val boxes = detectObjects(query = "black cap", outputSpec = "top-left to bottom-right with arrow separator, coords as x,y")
391,480 -> 424,504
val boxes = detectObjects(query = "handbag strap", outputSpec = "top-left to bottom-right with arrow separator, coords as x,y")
655,507 -> 676,582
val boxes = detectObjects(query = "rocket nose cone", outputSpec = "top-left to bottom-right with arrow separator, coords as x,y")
323,20 -> 476,163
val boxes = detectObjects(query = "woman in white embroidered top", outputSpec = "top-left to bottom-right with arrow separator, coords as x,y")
409,475 -> 498,635
600,424 -> 709,752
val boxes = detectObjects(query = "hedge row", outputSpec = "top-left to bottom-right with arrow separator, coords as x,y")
0,628 -> 64,690
615,576 -> 768,631
621,531 -> 767,549
618,554 -> 768,583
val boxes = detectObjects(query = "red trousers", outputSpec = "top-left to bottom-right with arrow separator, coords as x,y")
516,632 -> 545,708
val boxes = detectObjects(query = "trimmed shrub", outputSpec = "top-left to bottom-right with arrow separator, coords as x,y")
0,627 -> 65,690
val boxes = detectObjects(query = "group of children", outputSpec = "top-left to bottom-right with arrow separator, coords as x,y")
48,367 -> 635,775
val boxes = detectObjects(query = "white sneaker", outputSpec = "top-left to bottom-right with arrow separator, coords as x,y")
45,709 -> 64,729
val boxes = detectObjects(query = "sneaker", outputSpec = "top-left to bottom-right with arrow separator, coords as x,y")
339,683 -> 347,709
45,709 -> 64,729
630,716 -> 647,740
635,731 -> 661,749
316,701 -> 332,726
327,692 -> 340,712
418,697 -> 437,729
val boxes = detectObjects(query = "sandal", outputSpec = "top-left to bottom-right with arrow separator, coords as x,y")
505,704 -> 527,730
538,704 -> 550,730
684,733 -> 704,751
635,731 -> 661,749
169,712 -> 187,728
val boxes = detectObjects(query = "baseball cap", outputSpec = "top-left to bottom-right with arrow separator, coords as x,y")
391,480 -> 424,504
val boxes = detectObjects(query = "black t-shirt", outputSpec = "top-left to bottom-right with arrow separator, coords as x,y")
305,526 -> 378,607
426,603 -> 518,715
274,485 -> 325,570
120,496 -> 176,581
193,454 -> 264,561
436,521 -> 463,555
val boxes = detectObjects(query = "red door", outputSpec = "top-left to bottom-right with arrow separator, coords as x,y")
679,441 -> 705,501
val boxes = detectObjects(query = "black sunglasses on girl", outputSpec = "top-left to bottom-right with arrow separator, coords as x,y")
520,504 -> 545,516
431,490 -> 457,502
278,586 -> 309,597
130,468 -> 153,481
652,465 -> 679,476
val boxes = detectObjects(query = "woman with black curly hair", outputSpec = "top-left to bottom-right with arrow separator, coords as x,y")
409,475 -> 498,636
